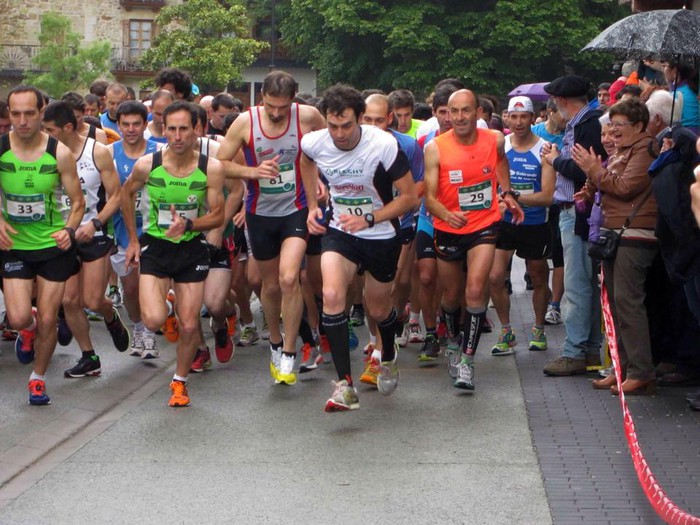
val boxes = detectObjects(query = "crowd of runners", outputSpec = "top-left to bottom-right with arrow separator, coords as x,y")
2,62 -> 699,412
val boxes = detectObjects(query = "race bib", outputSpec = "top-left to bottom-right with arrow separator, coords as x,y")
157,202 -> 198,229
458,181 -> 492,211
333,196 -> 373,217
61,189 -> 89,213
512,182 -> 534,195
259,163 -> 296,194
6,193 -> 46,223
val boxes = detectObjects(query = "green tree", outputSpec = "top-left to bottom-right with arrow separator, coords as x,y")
140,0 -> 268,92
280,0 -> 629,96
25,12 -> 112,97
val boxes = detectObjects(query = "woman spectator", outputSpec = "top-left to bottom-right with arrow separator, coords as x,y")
572,99 -> 658,395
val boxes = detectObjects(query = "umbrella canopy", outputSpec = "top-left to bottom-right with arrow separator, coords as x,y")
582,8 -> 700,65
507,82 -> 550,102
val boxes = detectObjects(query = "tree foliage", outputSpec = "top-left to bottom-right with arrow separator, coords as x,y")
280,0 -> 629,96
25,12 -> 112,97
140,0 -> 268,91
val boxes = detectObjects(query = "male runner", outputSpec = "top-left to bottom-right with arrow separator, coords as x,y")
144,90 -> 175,145
424,89 -> 523,391
217,70 -> 325,385
100,83 -> 128,137
0,85 -> 85,405
110,100 -> 161,358
60,92 -> 108,145
488,96 -> 555,356
42,101 -> 130,378
122,100 -> 225,407
303,84 -> 418,412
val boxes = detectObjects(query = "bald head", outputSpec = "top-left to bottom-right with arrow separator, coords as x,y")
362,93 -> 392,131
448,89 -> 481,140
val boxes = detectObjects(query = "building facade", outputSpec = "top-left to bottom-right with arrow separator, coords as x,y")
0,0 -> 317,105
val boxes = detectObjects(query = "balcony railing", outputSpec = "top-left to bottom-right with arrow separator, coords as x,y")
0,44 -> 153,75
119,0 -> 165,11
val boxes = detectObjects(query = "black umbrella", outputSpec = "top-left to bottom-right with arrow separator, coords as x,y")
582,8 -> 700,128
582,8 -> 700,65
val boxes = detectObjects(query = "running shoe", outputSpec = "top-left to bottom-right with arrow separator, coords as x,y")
377,355 -> 399,395
545,305 -> 562,325
491,328 -> 517,356
105,307 -> 130,352
363,342 -> 375,356
349,305 -> 365,326
227,307 -> 239,343
445,334 -> 462,379
163,290 -> 179,343
324,379 -> 359,412
261,314 -> 270,340
269,344 -> 282,380
359,355 -> 380,386
15,308 -> 37,365
141,334 -> 159,359
64,355 -> 101,378
395,322 -> 409,348
276,353 -> 297,385
237,324 -> 260,346
453,355 -> 475,391
348,322 -> 359,351
130,330 -> 144,357
408,320 -> 424,343
28,378 -> 51,405
190,347 -> 212,373
528,327 -> 548,352
85,309 -> 103,321
57,307 -> 73,346
319,334 -> 332,364
211,318 -> 234,363
418,334 -> 440,362
108,285 -> 122,307
169,380 -> 190,407
299,343 -> 323,373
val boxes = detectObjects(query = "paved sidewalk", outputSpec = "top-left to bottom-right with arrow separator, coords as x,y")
0,298 -> 550,524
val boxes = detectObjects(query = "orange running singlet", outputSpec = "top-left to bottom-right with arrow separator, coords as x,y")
433,129 -> 501,234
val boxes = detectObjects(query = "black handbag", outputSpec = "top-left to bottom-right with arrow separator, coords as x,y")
587,189 -> 653,261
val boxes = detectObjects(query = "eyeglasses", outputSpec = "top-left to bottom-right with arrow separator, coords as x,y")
610,120 -> 633,128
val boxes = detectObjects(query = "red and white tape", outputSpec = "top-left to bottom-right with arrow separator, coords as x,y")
601,271 -> 700,525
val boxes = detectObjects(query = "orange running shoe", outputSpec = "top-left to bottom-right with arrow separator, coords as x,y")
169,380 -> 190,407
163,290 -> 179,343
319,334 -> 332,364
359,356 -> 380,386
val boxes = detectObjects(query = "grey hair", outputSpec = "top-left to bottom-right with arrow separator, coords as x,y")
646,89 -> 682,125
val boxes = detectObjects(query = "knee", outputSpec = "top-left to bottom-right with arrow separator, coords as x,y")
489,271 -> 505,290
7,311 -> 32,330
82,292 -> 105,312
278,272 -> 299,296
62,289 -> 82,310
177,317 -> 199,336
141,311 -> 164,333
323,286 -> 345,311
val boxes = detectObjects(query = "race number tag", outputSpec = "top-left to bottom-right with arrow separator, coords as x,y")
61,189 -> 88,213
6,193 -> 46,223
449,170 -> 463,184
259,163 -> 296,194
333,196 -> 373,217
157,202 -> 198,229
512,182 -> 534,195
458,181 -> 492,211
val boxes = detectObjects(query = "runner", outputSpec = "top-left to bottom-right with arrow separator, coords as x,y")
42,101 -> 130,378
424,89 -> 523,391
109,100 -> 161,358
0,85 -> 85,405
217,70 -> 325,385
144,90 -> 175,145
122,100 -> 225,407
302,84 -> 418,412
488,96 -> 555,357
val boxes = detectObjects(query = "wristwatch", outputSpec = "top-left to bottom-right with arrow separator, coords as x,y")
63,227 -> 76,243
91,217 -> 103,230
184,218 -> 194,232
500,189 -> 521,200
364,213 -> 375,228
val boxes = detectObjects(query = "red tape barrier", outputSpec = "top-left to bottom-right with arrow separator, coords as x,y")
600,271 -> 700,525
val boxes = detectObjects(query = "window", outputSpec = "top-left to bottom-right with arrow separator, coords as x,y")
128,20 -> 153,62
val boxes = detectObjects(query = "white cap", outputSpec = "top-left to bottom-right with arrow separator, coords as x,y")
508,96 -> 534,114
